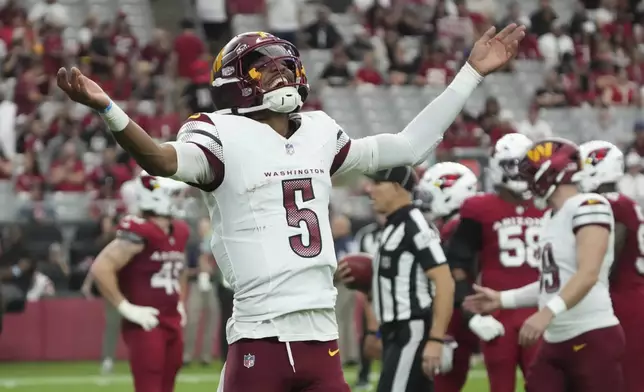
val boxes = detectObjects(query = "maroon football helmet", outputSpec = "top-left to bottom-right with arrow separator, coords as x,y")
517,137 -> 582,209
209,32 -> 309,115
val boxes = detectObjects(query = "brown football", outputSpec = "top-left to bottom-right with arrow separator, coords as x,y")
339,253 -> 373,293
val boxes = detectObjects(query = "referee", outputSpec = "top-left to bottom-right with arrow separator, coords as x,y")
339,166 -> 455,392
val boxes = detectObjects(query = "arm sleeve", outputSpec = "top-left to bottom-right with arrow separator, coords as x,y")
446,217 -> 482,271
409,210 -> 447,271
162,113 -> 224,191
572,197 -> 613,234
500,281 -> 540,309
333,64 -> 483,175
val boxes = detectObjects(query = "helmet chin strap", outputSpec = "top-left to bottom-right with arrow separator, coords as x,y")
215,86 -> 302,115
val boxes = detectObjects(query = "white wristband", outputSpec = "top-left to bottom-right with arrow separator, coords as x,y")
546,296 -> 567,316
499,290 -> 517,309
99,101 -> 130,132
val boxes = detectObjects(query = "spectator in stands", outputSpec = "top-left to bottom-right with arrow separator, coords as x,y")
48,141 -> 85,192
602,66 -> 639,106
538,19 -> 574,69
355,51 -> 383,85
498,1 -> 531,30
488,109 -> 517,145
388,42 -> 415,85
303,5 -> 342,49
625,121 -> 644,157
37,242 -> 68,291
172,19 -> 205,80
13,59 -> 45,116
88,22 -> 114,80
530,0 -> 558,36
195,0 -> 229,53
478,96 -> 500,125
516,104 -> 553,141
415,44 -> 455,87
265,0 -> 302,45
0,0 -> 21,26
132,61 -> 157,101
320,46 -> 352,86
28,0 -> 68,28
345,25 -> 373,62
103,62 -> 133,102
41,22 -> 64,79
147,93 -> 180,141
140,29 -> 172,77
181,59 -> 215,117
0,147 -> 11,179
0,225 -> 33,312
534,70 -> 569,107
15,151 -> 43,196
18,181 -> 56,222
110,12 -> 138,67
618,151 -> 644,205
88,147 -> 131,190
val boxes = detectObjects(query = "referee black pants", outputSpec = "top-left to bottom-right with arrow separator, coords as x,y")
377,319 -> 433,392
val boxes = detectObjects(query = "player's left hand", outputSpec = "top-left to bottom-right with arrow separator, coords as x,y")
334,261 -> 354,284
467,23 -> 526,76
519,308 -> 553,346
57,67 -> 110,111
422,341 -> 443,377
178,302 -> 187,327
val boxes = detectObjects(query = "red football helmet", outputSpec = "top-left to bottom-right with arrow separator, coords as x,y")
517,137 -> 582,209
209,32 -> 309,115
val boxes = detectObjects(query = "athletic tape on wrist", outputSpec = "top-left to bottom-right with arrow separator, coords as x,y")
546,296 -> 567,316
99,101 -> 130,132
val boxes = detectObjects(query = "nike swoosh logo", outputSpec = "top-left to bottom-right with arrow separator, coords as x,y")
328,348 -> 340,357
573,344 -> 586,352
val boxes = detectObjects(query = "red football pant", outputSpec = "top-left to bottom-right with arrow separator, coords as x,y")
481,308 -> 539,392
612,290 -> 644,392
434,310 -> 479,392
122,325 -> 183,392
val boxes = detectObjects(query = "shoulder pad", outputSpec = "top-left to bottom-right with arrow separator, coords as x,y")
459,193 -> 491,219
116,215 -> 150,243
177,113 -> 223,162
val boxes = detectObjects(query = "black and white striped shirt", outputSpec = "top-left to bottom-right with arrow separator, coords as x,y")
354,222 -> 382,256
372,205 -> 447,325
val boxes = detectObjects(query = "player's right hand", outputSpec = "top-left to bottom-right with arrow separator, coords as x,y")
117,300 -> 159,331
363,334 -> 382,360
334,261 -> 354,285
468,314 -> 505,341
462,284 -> 502,314
56,67 -> 110,111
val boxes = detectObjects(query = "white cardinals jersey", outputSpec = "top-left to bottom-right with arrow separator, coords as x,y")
176,110 -> 353,342
538,193 -> 619,342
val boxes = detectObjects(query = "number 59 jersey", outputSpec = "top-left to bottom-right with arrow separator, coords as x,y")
116,215 -> 191,328
180,111 -> 351,323
538,193 -> 619,342
457,193 -> 544,290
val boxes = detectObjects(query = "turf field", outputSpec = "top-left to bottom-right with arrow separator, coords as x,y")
0,361 -> 524,391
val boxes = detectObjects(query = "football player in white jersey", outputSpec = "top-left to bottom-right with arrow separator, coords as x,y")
56,25 -> 525,391
464,138 -> 624,392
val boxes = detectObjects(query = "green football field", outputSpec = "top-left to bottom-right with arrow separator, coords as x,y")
0,361 -> 524,391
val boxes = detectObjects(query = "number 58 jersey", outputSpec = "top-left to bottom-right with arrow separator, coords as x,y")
456,193 -> 544,291
538,193 -> 619,342
179,111 -> 351,324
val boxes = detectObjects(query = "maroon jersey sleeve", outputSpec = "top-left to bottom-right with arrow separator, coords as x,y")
606,193 -> 644,291
176,113 -> 225,191
115,215 -> 149,244
330,129 -> 352,175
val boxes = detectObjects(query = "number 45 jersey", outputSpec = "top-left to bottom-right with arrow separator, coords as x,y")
538,193 -> 619,342
116,215 -> 191,330
453,193 -> 544,291
178,111 -> 351,327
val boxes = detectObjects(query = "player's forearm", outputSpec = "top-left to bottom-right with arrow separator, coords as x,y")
179,270 -> 188,303
430,276 -> 455,339
364,299 -> 380,332
500,281 -> 540,309
99,101 -> 178,176
90,262 -> 126,308
557,270 -> 598,311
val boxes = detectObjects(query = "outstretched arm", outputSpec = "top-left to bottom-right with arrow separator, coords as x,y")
56,68 -> 214,184
332,24 -> 526,176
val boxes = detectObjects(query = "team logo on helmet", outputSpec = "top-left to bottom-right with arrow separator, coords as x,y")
526,142 -> 554,163
434,173 -> 462,189
585,147 -> 611,166
140,175 -> 160,191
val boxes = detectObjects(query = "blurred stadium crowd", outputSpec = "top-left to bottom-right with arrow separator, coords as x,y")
3,0 -> 644,365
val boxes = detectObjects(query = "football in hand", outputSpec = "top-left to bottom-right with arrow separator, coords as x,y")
339,253 -> 373,293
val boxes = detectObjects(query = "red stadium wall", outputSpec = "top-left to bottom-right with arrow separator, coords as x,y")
0,296 -> 366,361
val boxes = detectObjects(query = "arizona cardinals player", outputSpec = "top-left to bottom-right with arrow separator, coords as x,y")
465,138 -> 623,392
90,173 -> 191,392
579,140 -> 642,392
57,25 -> 525,391
417,162 -> 480,392
443,134 -> 542,392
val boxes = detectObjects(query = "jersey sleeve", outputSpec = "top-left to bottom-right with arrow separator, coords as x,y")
572,195 -> 613,234
445,198 -> 483,271
173,113 -> 225,191
409,209 -> 447,271
115,215 -> 148,244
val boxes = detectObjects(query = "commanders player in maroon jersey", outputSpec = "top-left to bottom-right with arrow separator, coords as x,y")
446,134 -> 543,392
91,172 -> 191,392
579,140 -> 644,392
417,161 -> 483,392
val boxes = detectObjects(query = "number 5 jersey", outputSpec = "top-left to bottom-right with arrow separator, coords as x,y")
116,215 -> 191,330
